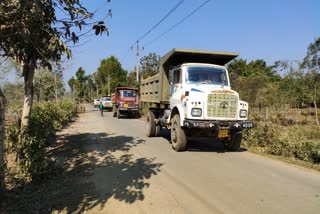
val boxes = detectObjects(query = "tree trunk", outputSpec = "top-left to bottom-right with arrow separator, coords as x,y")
0,88 -> 6,195
54,72 -> 58,103
21,62 -> 36,128
314,101 -> 320,129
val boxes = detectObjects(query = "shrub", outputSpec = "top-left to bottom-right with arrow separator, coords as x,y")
5,99 -> 77,181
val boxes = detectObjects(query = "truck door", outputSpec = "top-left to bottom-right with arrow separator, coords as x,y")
169,68 -> 183,108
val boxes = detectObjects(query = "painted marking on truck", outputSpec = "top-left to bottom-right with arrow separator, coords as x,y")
191,88 -> 204,93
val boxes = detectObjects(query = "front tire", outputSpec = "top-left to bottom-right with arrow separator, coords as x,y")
171,114 -> 187,152
224,131 -> 242,151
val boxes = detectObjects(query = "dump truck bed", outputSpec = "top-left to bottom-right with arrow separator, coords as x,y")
140,48 -> 239,104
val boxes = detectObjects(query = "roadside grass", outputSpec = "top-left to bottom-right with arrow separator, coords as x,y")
243,108 -> 320,170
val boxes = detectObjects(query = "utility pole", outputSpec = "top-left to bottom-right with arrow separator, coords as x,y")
135,41 -> 140,82
96,84 -> 99,98
106,74 -> 111,96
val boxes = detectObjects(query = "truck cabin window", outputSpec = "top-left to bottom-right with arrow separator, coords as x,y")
120,90 -> 136,97
173,69 -> 181,84
186,66 -> 228,86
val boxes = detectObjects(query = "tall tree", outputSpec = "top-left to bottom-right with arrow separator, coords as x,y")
0,0 -> 111,127
75,67 -> 87,103
34,68 -> 64,102
95,56 -> 127,95
68,77 -> 76,99
140,53 -> 160,80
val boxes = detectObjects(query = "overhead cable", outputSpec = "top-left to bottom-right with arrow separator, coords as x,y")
143,0 -> 211,48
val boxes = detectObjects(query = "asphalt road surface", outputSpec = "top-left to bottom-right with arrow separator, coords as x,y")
41,107 -> 320,214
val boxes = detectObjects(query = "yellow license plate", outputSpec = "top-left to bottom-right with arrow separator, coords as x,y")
218,129 -> 229,138
124,104 -> 128,107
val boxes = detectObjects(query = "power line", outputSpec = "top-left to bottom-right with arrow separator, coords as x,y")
131,0 -> 184,47
143,0 -> 211,48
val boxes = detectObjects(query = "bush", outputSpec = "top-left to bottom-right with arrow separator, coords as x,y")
243,118 -> 320,165
5,99 -> 77,182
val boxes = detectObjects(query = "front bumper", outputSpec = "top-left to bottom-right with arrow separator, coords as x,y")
118,107 -> 139,112
183,119 -> 254,130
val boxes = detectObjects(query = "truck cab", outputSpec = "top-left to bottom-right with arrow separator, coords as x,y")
169,63 -> 249,123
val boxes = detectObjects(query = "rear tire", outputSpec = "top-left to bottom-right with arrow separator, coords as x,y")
155,125 -> 161,137
117,108 -> 121,119
171,114 -> 187,152
224,131 -> 242,151
113,106 -> 117,117
146,111 -> 156,137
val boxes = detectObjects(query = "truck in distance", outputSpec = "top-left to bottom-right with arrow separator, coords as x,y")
140,48 -> 253,152
111,87 -> 139,118
101,96 -> 113,111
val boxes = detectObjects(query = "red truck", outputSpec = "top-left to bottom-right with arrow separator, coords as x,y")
111,87 -> 139,118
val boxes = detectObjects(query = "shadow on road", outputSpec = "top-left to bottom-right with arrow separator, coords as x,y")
3,132 -> 163,213
159,128 -> 247,153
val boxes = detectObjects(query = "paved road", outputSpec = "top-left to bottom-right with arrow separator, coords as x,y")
69,108 -> 320,213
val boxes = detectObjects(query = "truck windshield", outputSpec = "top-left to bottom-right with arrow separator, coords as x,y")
185,66 -> 228,86
120,90 -> 136,97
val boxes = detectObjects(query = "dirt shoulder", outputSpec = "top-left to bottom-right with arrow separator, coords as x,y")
2,110 -> 184,214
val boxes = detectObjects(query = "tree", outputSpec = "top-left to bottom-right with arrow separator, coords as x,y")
0,88 -> 5,196
68,77 -> 76,99
2,82 -> 24,107
302,37 -> 320,70
127,70 -> 139,88
74,67 -> 87,103
95,56 -> 128,95
0,0 -> 111,127
301,37 -> 320,128
34,68 -> 65,102
140,53 -> 160,80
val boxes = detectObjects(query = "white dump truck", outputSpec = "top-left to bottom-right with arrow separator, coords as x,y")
140,49 -> 253,151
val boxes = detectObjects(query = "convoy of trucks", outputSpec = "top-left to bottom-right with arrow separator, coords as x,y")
94,48 -> 253,151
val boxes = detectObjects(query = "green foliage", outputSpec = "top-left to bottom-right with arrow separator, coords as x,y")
34,68 -> 65,102
94,56 -> 128,95
0,0 -> 111,68
2,82 -> 24,108
127,71 -> 139,88
243,114 -> 320,165
140,53 -> 160,79
302,37 -> 320,70
5,99 -> 77,181
68,68 -> 96,103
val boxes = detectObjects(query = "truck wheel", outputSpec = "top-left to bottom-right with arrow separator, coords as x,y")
146,111 -> 156,137
225,131 -> 242,151
113,106 -> 117,117
117,108 -> 121,119
171,114 -> 187,152
155,125 -> 161,137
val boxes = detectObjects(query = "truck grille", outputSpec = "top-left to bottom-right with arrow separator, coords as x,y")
124,100 -> 135,107
207,93 -> 238,118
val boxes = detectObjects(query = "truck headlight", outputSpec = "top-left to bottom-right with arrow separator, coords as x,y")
240,110 -> 247,118
191,108 -> 202,117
